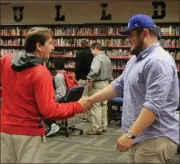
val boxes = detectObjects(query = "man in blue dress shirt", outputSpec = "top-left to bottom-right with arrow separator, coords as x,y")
88,14 -> 179,163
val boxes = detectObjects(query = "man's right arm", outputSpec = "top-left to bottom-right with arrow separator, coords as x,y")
33,70 -> 90,120
89,84 -> 117,103
89,72 -> 125,103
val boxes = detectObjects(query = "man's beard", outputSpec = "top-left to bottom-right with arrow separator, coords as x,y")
130,39 -> 144,56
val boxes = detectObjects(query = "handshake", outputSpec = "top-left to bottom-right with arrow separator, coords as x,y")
78,97 -> 93,112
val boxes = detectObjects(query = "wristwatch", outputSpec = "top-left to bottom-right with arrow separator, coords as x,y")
126,130 -> 136,139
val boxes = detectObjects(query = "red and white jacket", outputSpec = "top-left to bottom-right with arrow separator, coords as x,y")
0,53 -> 83,136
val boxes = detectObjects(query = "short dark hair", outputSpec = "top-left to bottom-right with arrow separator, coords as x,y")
52,58 -> 65,70
91,42 -> 102,50
24,27 -> 53,53
135,27 -> 159,38
81,39 -> 89,48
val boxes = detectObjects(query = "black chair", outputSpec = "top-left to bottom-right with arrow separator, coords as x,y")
57,85 -> 84,137
107,97 -> 123,125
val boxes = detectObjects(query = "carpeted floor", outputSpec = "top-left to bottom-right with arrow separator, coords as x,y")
45,116 -> 180,163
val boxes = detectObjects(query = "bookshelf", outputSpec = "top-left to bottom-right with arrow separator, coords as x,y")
0,23 -> 179,79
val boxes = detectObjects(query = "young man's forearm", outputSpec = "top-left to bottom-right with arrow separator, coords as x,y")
89,84 -> 117,103
129,107 -> 157,136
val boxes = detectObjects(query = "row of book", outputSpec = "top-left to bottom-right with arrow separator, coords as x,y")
1,26 -> 179,36
47,59 -> 76,69
0,48 -> 22,56
52,50 -> 180,61
1,38 -> 179,48
1,48 -> 179,60
0,38 -> 130,47
112,72 -> 121,79
51,49 -> 131,58
53,38 -> 130,47
0,38 -> 22,46
48,58 -> 180,74
159,39 -> 180,48
172,51 -> 180,60
53,27 -> 125,36
161,26 -> 180,36
176,64 -> 180,71
48,59 -> 126,71
48,59 -> 128,70
48,60 -> 121,79
112,60 -> 127,69
0,27 -> 20,36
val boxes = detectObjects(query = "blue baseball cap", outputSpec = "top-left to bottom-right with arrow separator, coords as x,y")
120,14 -> 157,35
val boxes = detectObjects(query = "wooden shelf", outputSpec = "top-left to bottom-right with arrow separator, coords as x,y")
65,67 -> 75,69
113,67 -> 125,71
163,46 -> 180,49
50,55 -> 132,60
51,55 -> 76,58
1,35 -> 179,37
109,56 -> 131,59
0,45 -> 23,47
53,46 -> 131,49
0,35 -> 24,37
161,35 -> 180,37
53,35 -> 129,38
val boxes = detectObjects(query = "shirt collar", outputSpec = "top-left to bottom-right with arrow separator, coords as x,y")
96,51 -> 104,55
136,42 -> 160,61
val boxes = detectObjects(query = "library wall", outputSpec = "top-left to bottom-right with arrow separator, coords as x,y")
1,0 -> 179,25
1,0 -> 179,79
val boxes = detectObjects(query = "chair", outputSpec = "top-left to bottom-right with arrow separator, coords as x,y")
107,97 -> 123,125
57,85 -> 84,137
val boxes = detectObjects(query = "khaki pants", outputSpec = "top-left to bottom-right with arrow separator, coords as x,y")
78,79 -> 89,97
127,137 -> 178,164
90,81 -> 109,131
1,132 -> 46,163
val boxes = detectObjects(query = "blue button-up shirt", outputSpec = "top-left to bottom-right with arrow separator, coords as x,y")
112,42 -> 179,144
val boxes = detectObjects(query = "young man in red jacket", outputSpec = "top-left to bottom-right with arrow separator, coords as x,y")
0,27 -> 91,163
0,87 -> 1,108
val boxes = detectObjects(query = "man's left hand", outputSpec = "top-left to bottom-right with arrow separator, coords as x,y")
116,134 -> 133,152
88,80 -> 92,90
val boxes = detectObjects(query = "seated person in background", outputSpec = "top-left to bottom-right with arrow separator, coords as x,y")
45,58 -> 67,137
53,58 -> 67,102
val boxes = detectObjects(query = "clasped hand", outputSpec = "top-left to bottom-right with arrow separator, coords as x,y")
78,97 -> 93,112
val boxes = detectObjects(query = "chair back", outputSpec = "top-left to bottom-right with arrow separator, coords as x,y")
65,85 -> 84,102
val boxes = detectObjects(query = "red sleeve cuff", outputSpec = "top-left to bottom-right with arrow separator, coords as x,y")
75,102 -> 83,113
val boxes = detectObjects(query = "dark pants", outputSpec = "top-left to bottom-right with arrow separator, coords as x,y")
44,120 -> 56,127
